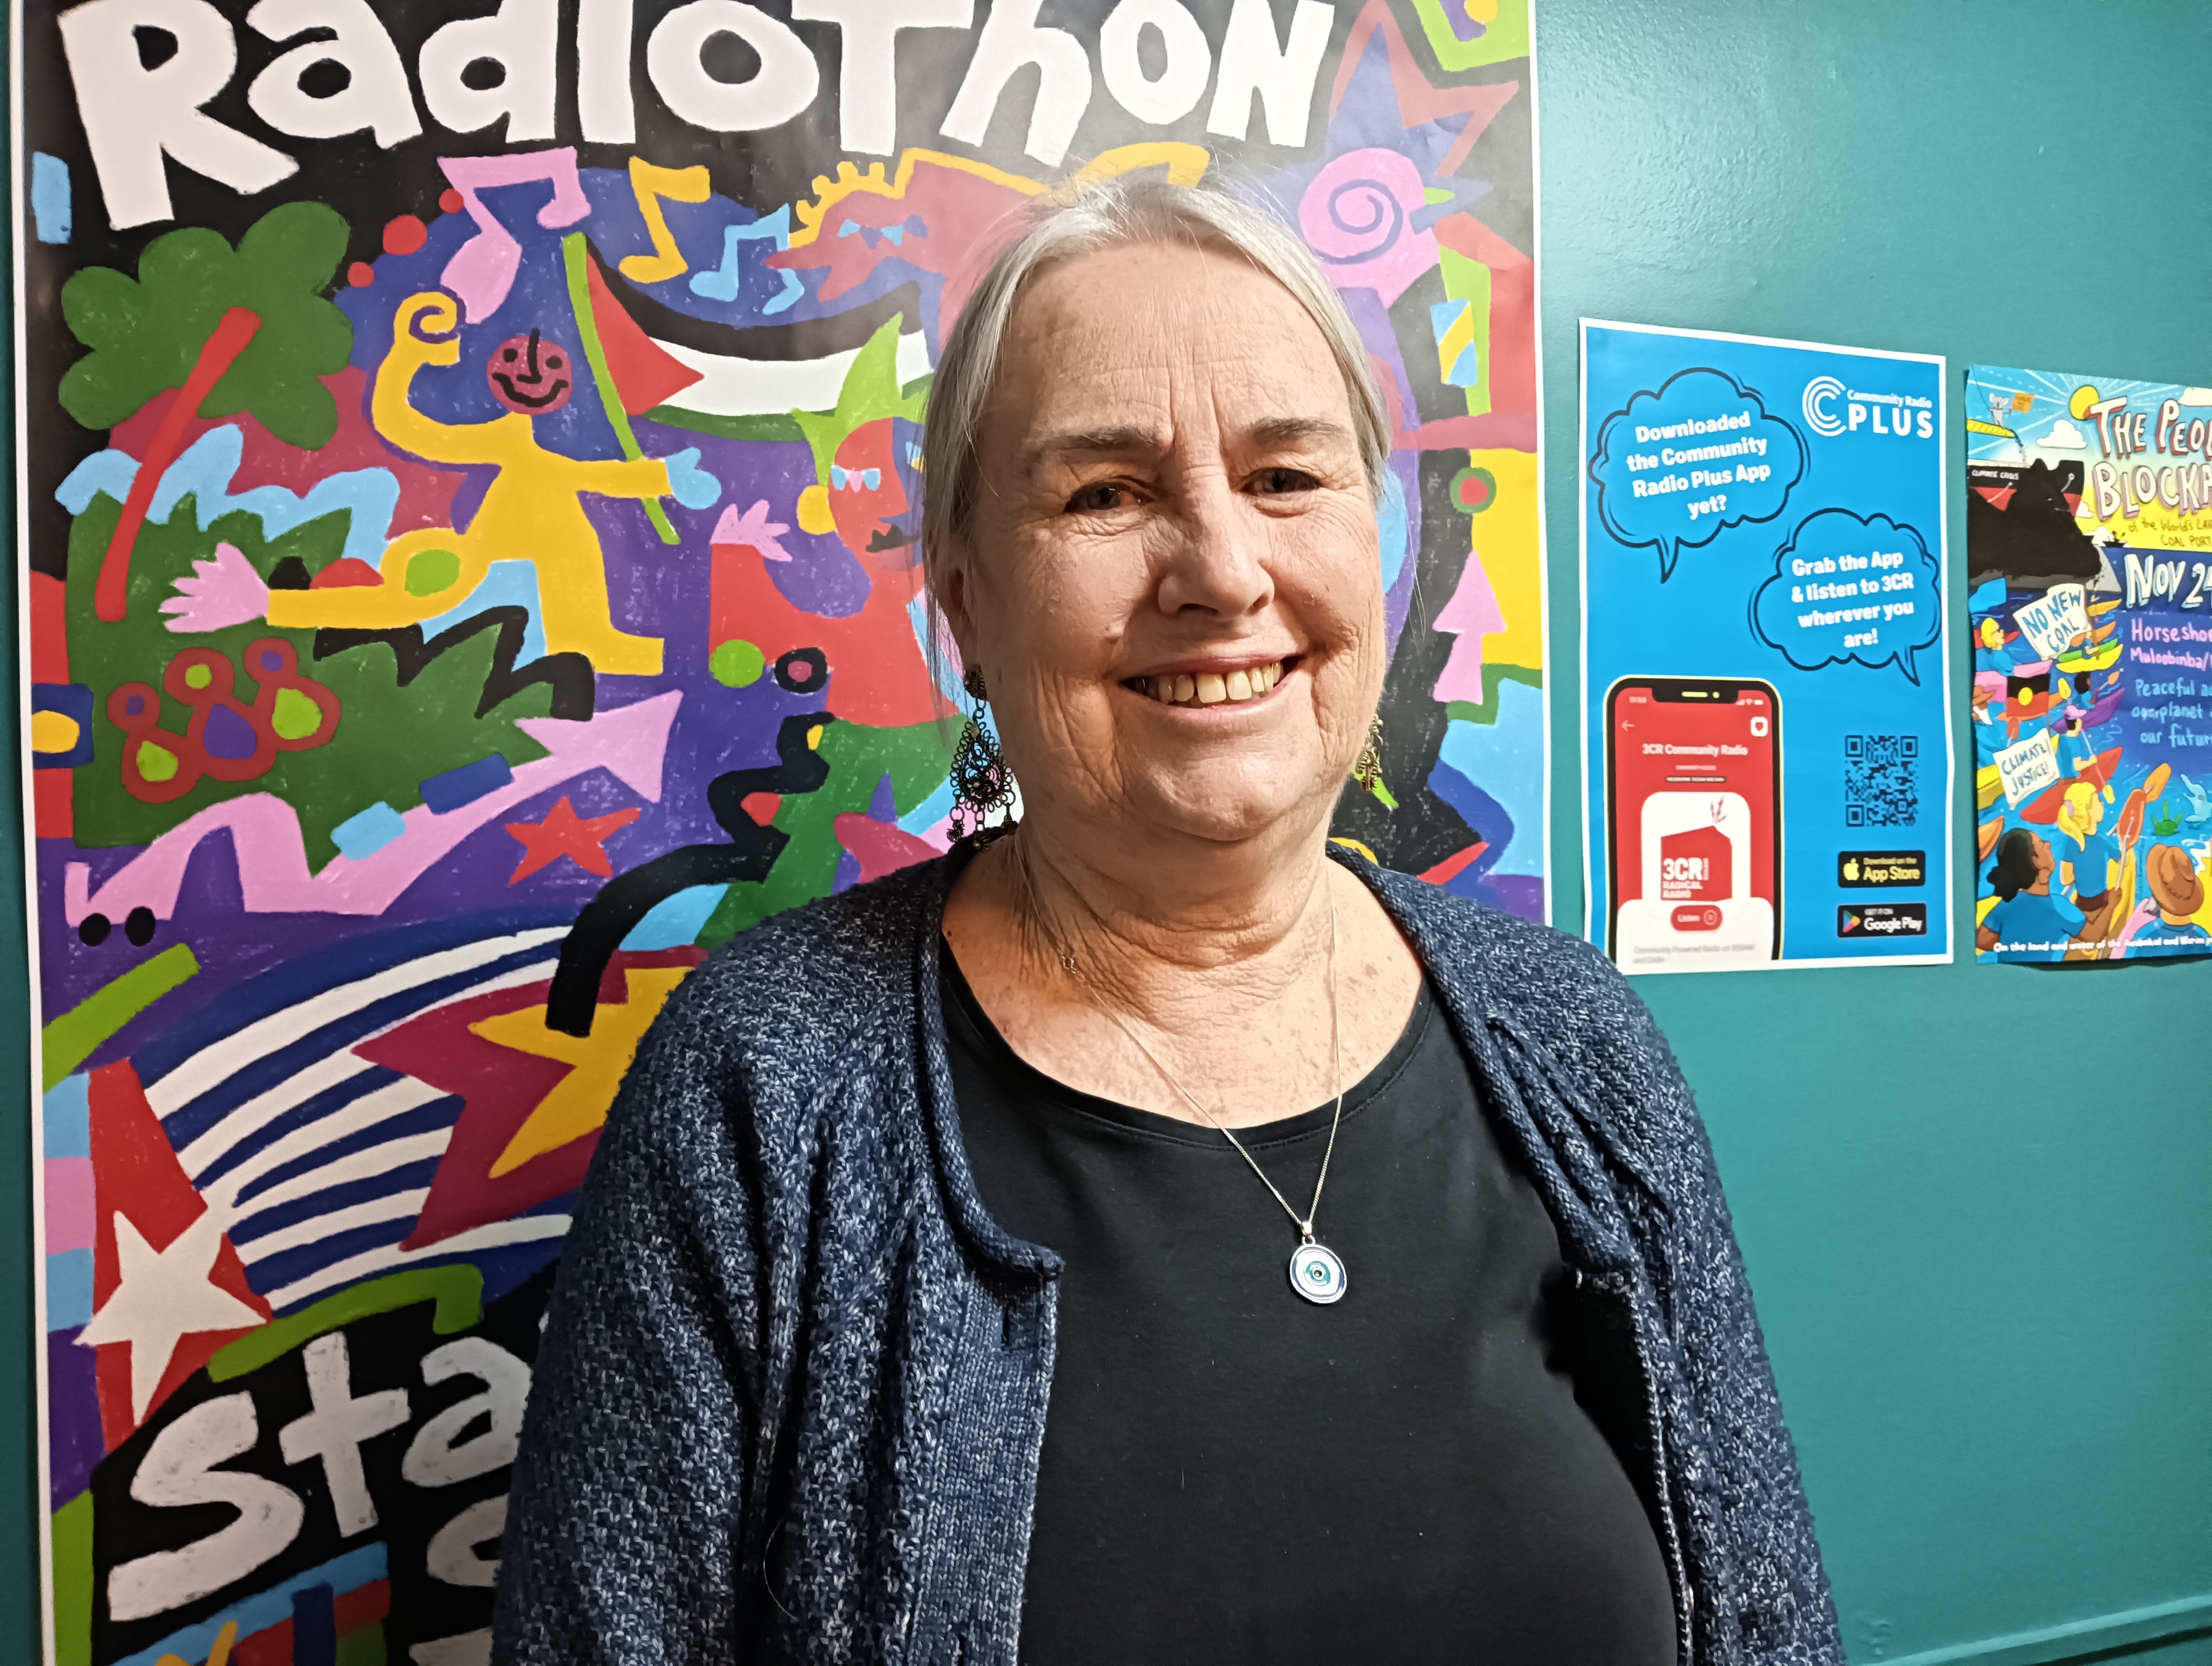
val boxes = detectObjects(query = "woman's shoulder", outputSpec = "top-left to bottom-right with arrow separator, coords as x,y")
646,856 -> 949,1089
1360,864 -> 1639,1011
1356,864 -> 1681,1089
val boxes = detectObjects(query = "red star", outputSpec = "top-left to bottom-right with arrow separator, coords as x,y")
504,796 -> 641,883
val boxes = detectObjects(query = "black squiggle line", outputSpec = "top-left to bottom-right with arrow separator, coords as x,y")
311,605 -> 597,721
544,712 -> 836,1037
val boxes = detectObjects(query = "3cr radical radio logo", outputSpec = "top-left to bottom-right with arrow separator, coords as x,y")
1803,376 -> 1848,437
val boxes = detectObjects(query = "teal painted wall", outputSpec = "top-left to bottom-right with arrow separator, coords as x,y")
1535,2 -> 2212,1663
1,4 -> 2206,1664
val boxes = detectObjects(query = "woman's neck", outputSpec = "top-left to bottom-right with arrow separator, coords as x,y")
942,810 -> 1422,1127
1010,816 -> 1336,991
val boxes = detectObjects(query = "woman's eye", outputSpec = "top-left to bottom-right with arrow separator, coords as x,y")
1066,482 -> 1128,514
1252,467 -> 1319,495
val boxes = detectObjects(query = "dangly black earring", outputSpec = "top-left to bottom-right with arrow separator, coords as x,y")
948,664 -> 1018,842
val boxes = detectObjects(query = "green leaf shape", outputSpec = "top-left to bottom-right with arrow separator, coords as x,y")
66,495 -> 553,864
790,313 -> 928,486
59,201 -> 352,448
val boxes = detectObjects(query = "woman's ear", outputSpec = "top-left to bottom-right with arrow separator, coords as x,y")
934,537 -> 981,670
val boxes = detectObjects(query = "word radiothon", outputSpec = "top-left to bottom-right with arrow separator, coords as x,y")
58,0 -> 1344,230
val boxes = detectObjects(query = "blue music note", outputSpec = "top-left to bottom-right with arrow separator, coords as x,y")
690,204 -> 805,313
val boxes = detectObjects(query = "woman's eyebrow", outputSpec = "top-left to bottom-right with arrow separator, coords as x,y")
1020,414 -> 1352,476
1020,425 -> 1165,473
1240,415 -> 1354,451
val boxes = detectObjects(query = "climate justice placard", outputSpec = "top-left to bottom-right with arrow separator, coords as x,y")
1580,321 -> 1954,972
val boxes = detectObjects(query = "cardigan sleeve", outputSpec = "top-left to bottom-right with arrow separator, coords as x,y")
493,992 -> 766,1665
1618,1003 -> 1844,1665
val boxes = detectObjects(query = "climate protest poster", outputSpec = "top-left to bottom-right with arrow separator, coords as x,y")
14,0 -> 1548,1657
1965,366 -> 2212,963
1580,321 -> 1953,972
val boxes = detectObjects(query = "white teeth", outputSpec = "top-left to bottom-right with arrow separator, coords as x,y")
1134,661 -> 1285,707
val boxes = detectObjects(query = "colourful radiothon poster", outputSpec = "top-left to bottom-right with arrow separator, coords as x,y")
14,1 -> 1547,1658
1965,366 -> 2212,962
1580,321 -> 1953,971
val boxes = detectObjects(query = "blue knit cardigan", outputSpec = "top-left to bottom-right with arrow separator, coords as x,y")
495,850 -> 1843,1664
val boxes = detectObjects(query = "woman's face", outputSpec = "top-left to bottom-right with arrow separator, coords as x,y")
2028,831 -> 2055,885
942,241 -> 1382,850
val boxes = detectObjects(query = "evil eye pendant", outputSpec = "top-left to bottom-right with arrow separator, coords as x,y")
1289,1242 -> 1347,1305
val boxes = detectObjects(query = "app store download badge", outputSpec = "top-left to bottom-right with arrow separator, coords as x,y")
1837,850 -> 1926,887
1838,902 -> 1927,937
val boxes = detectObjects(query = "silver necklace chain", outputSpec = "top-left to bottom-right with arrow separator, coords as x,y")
1013,836 -> 1349,1246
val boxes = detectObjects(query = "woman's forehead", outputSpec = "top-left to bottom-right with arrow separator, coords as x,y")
1011,241 -> 1318,344
995,244 -> 1346,421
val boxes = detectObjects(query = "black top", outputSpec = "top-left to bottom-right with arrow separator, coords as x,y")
943,945 -> 1678,1665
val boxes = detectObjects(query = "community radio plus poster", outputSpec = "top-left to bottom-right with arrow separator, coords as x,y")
1580,321 -> 1954,972
1966,365 -> 2212,962
14,0 -> 1548,1658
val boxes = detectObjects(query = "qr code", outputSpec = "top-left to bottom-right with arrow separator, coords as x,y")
1844,734 -> 1919,828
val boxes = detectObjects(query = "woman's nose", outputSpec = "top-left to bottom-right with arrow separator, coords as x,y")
1155,476 -> 1272,618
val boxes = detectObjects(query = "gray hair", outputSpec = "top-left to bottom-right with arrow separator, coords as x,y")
918,174 -> 1390,606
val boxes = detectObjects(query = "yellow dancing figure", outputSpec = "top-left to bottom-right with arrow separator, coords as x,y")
164,292 -> 722,677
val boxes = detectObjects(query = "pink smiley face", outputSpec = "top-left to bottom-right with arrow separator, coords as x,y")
488,330 -> 573,414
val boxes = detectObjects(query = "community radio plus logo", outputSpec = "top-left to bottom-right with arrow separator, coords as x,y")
1803,377 -> 1847,437
1803,375 -> 1934,440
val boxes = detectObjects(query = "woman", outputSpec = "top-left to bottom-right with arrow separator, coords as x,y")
2054,780 -> 2125,950
496,178 -> 1839,1664
1979,826 -> 2087,960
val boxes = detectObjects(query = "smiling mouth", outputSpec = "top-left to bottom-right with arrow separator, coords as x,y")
493,376 -> 570,408
1127,659 -> 1290,708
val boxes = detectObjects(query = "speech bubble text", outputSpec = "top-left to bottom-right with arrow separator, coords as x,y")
1752,508 -> 1942,684
1590,367 -> 1808,580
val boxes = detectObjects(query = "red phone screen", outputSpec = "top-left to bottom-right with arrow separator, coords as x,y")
1606,681 -> 1780,970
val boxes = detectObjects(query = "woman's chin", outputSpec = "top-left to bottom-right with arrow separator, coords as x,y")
1114,766 -> 1333,848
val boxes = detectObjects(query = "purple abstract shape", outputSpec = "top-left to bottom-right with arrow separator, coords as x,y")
1427,759 -> 1512,885
47,1328 -> 105,1508
1258,24 -> 1501,209
1439,3 -> 1488,45
866,771 -> 898,823
200,701 -> 259,761
1459,871 -> 1544,923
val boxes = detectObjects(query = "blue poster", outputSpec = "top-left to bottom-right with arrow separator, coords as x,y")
1580,322 -> 1954,971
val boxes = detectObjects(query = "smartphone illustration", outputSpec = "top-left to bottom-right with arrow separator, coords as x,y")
1604,678 -> 1782,970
